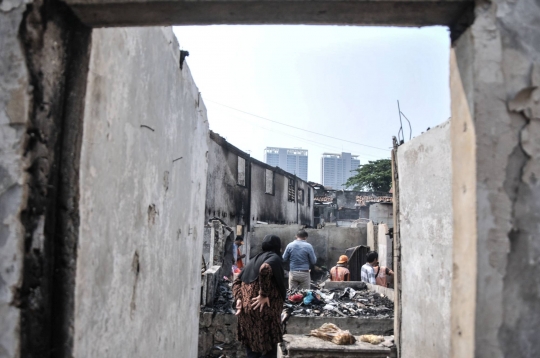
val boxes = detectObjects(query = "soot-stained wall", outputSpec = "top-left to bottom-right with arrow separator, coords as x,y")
206,134 -> 314,232
205,132 -> 250,228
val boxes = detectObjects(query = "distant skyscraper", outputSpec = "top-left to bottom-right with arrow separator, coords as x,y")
321,152 -> 360,189
264,147 -> 308,181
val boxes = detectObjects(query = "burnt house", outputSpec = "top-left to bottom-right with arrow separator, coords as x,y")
205,131 -> 314,234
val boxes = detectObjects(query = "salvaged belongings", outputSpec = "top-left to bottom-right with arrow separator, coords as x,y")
309,323 -> 356,345
359,334 -> 385,345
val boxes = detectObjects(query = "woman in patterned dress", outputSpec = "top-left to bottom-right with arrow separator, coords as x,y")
233,235 -> 286,358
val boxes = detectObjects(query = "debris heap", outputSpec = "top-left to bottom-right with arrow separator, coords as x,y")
201,279 -> 394,321
284,286 -> 393,319
201,278 -> 235,314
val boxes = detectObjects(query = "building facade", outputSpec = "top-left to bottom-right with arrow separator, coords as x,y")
320,152 -> 360,189
264,147 -> 308,181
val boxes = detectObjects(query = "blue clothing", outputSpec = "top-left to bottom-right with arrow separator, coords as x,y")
282,240 -> 317,271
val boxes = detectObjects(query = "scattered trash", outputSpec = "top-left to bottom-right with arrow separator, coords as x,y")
202,281 -> 393,320
284,287 -> 393,319
288,293 -> 303,303
309,323 -> 356,345
303,291 -> 314,305
359,334 -> 385,345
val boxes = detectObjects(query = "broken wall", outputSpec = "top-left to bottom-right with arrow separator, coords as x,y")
397,120 -> 453,358
74,27 -> 208,357
249,224 -> 367,269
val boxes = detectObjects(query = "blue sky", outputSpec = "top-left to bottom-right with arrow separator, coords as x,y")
173,25 -> 451,182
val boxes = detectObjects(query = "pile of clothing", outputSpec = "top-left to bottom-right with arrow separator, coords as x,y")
283,286 -> 394,319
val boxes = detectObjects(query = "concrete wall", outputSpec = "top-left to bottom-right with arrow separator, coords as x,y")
450,3 -> 540,356
0,1 -> 92,355
249,224 -> 367,269
250,163 -> 297,225
1,3 -> 31,355
369,203 -> 393,228
74,27 -> 208,357
205,132 -> 250,228
397,120 -> 453,358
377,223 -> 392,270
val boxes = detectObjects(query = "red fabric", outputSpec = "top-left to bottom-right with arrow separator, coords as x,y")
236,247 -> 244,269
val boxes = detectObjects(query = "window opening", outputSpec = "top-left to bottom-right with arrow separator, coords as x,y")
288,178 -> 295,202
237,157 -> 246,186
298,188 -> 304,204
265,169 -> 274,195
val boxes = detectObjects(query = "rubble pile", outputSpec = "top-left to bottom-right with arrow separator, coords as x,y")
202,278 -> 235,314
201,278 -> 393,320
284,286 -> 393,319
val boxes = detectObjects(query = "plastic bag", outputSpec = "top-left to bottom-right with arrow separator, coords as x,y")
309,323 -> 356,345
303,291 -> 314,305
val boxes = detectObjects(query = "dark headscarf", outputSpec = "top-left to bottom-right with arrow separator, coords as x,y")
238,235 -> 286,299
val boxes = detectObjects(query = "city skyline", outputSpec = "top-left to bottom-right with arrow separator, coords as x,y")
264,147 -> 308,181
321,152 -> 361,189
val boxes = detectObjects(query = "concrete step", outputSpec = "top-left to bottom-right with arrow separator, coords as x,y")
278,334 -> 393,358
286,316 -> 393,336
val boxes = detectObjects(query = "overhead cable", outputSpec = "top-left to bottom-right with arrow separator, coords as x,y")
205,99 -> 390,152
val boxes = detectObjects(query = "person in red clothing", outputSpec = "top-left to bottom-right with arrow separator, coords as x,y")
330,255 -> 350,281
234,236 -> 246,269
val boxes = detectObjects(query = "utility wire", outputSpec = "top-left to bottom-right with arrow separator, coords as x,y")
216,111 -> 386,159
205,99 -> 390,152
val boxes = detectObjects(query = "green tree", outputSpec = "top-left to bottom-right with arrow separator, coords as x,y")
345,159 -> 392,192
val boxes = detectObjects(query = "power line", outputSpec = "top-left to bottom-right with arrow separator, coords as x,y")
216,111 -> 385,159
205,99 -> 390,152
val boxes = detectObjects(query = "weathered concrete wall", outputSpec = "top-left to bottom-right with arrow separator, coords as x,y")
65,0 -> 474,37
205,132 -> 250,229
377,223 -> 391,269
199,312 -> 245,358
74,27 -> 208,357
1,2 -> 31,355
451,1 -> 540,356
1,1 -> 92,356
369,203 -> 393,227
286,316 -> 394,336
250,225 -> 366,269
366,221 -> 377,252
0,1 -> 30,357
397,120 -> 453,358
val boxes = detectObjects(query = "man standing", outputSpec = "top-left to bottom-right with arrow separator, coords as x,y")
233,236 -> 245,269
361,251 -> 378,285
282,230 -> 316,290
330,255 -> 350,281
